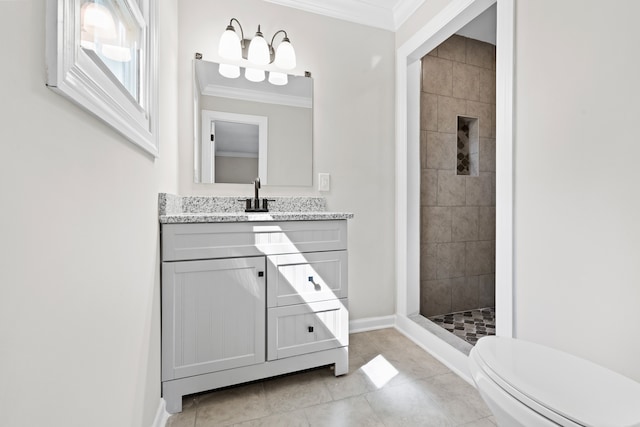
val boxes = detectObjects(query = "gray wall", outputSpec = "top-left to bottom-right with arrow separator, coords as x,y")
0,0 -> 179,426
178,0 -> 397,321
216,156 -> 259,184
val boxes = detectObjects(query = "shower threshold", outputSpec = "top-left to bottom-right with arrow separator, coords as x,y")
428,307 -> 495,346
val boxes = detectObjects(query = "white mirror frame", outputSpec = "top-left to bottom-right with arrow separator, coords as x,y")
45,0 -> 158,157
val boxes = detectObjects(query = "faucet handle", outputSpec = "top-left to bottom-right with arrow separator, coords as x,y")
262,199 -> 276,211
237,198 -> 251,210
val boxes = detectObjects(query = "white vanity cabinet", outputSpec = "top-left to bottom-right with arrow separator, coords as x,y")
161,220 -> 349,414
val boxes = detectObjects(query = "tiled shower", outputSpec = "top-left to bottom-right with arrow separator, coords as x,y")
419,35 -> 496,344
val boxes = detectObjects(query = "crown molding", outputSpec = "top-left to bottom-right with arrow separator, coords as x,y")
263,0 -> 426,31
202,84 -> 312,109
392,0 -> 428,29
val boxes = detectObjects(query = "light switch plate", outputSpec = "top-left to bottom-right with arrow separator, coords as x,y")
318,173 -> 330,192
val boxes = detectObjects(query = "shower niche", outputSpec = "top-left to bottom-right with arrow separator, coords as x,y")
456,116 -> 479,177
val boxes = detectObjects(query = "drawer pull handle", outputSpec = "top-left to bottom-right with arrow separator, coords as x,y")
258,271 -> 264,277
308,326 -> 314,333
308,276 -> 321,290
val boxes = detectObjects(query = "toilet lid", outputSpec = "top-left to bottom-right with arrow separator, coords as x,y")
473,337 -> 640,427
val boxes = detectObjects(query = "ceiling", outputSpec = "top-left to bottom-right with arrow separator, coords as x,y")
263,0 -> 427,31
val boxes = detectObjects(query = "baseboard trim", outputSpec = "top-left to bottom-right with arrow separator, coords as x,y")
151,398 -> 170,427
349,315 -> 397,333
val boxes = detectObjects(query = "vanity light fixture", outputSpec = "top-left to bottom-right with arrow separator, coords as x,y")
217,18 -> 296,84
268,71 -> 288,86
80,1 -> 133,63
81,2 -> 117,41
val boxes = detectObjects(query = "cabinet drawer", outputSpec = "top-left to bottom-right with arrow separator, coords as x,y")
267,251 -> 347,307
162,220 -> 347,261
267,299 -> 348,361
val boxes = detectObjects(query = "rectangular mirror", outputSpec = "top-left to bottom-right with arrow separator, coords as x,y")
193,59 -> 313,186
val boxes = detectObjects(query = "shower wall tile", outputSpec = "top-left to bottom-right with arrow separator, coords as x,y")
489,172 -> 496,205
421,279 -> 453,317
466,241 -> 495,276
491,106 -> 496,138
421,169 -> 438,206
437,35 -> 466,63
465,174 -> 493,206
453,62 -> 480,101
419,35 -> 496,318
420,131 -> 428,169
466,101 -> 493,139
479,138 -> 496,172
478,207 -> 496,241
421,92 -> 438,132
420,243 -> 438,281
452,275 -> 479,312
422,206 -> 452,243
466,38 -> 496,70
422,56 -> 452,96
436,242 -> 466,279
478,274 -> 496,308
426,132 -> 456,170
437,96 -> 466,133
479,67 -> 496,104
452,206 -> 479,242
438,170 -> 466,206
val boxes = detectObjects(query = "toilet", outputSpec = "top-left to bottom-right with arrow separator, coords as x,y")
468,336 -> 640,427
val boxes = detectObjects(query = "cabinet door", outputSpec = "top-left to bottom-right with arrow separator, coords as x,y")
267,299 -> 348,360
267,251 -> 347,307
162,257 -> 266,380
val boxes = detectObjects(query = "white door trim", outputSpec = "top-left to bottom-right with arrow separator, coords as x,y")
394,0 -> 514,370
200,110 -> 269,184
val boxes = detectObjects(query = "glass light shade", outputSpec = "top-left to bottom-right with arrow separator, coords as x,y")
80,32 -> 96,51
218,27 -> 242,60
268,71 -> 288,86
245,67 -> 265,82
274,39 -> 296,70
248,32 -> 270,65
219,63 -> 240,79
81,2 -> 117,41
101,44 -> 132,62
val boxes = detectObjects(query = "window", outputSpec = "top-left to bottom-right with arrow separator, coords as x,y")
46,0 -> 158,156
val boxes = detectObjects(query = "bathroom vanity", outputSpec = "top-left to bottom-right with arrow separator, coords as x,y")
158,194 -> 353,413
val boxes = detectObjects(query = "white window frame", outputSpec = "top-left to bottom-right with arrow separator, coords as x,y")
45,0 -> 158,157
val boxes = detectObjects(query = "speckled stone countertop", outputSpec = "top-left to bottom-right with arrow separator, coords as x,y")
158,193 -> 354,224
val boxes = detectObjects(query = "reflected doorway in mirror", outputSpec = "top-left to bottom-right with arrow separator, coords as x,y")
201,110 -> 268,184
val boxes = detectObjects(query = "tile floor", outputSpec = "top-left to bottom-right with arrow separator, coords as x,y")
166,328 -> 496,427
428,308 -> 496,346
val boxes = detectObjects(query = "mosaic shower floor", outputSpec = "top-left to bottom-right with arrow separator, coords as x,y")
428,307 -> 495,346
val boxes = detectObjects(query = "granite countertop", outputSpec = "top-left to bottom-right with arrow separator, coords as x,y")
158,193 -> 354,224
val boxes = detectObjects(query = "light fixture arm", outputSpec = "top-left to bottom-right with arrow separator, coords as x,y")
269,29 -> 289,56
228,18 -> 246,49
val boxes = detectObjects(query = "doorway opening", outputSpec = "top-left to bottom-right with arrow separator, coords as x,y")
394,0 -> 513,380
419,33 -> 496,349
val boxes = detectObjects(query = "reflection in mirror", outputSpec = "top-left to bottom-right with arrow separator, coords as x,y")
194,59 -> 313,185
201,111 -> 267,184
